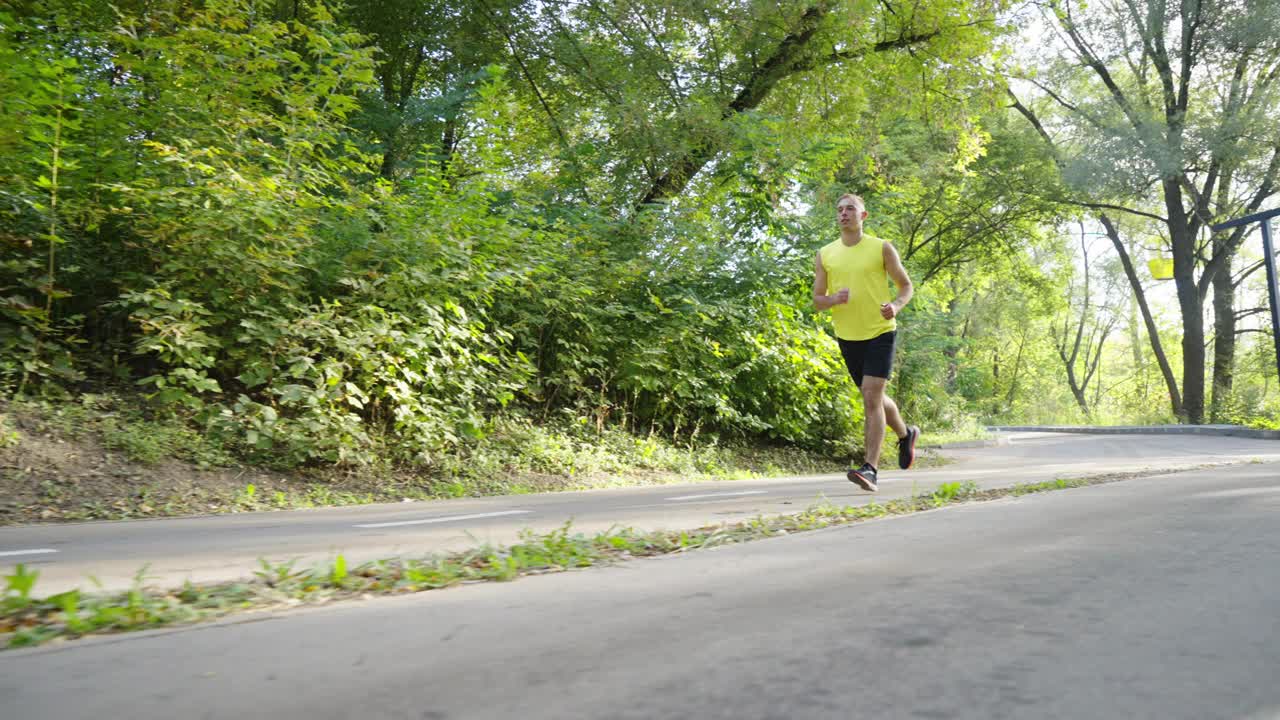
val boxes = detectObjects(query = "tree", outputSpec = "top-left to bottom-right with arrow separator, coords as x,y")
452,0 -> 1008,212
1007,0 -> 1280,423
1052,224 -> 1121,416
340,0 -> 509,180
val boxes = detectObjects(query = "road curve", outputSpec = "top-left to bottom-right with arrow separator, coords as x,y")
2,431 -> 1279,593
3,460 -> 1279,719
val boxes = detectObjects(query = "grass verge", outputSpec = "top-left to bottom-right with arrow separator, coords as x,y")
0,468 -> 1183,650
5,394 -> 890,524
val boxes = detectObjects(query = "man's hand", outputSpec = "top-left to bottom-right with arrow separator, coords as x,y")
832,288 -> 850,305
880,302 -> 898,319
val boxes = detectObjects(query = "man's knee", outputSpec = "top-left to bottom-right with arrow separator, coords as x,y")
860,389 -> 886,412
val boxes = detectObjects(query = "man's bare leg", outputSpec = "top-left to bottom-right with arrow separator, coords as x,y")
860,377 -> 910,468
882,393 -> 908,439
860,376 -> 889,468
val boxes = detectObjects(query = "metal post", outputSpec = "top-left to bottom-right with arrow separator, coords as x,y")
1261,219 -> 1280,385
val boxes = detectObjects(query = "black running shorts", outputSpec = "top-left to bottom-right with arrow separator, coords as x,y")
837,330 -> 897,387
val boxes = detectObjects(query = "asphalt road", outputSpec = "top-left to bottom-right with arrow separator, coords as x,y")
3,452 -> 1279,719
4,431 -> 1280,593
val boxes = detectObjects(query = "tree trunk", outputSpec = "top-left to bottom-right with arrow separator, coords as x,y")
1063,356 -> 1090,415
1176,283 -> 1206,425
943,294 -> 972,391
379,142 -> 399,180
1166,178 -> 1205,424
1210,239 -> 1236,421
439,118 -> 457,174
1004,328 -> 1027,409
1099,214 -> 1184,419
1129,295 -> 1144,367
1209,168 -> 1240,423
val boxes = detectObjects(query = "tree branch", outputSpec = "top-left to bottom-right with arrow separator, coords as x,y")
823,30 -> 943,65
636,9 -> 940,208
1049,0 -> 1154,146
1199,144 -> 1280,297
478,1 -> 571,150
1234,307 -> 1268,320
1233,259 -> 1268,290
1017,75 -> 1109,132
1049,196 -> 1169,223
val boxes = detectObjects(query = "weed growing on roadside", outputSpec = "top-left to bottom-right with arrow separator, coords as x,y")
931,481 -> 980,506
4,564 -> 39,609
0,414 -> 19,448
235,483 -> 257,509
0,468 -> 1200,649
330,555 -> 348,587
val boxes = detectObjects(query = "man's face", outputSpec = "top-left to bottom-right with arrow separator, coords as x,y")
837,200 -> 865,228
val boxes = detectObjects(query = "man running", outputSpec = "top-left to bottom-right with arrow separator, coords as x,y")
813,193 -> 920,491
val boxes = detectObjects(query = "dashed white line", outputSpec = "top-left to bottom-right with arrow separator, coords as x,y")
353,510 -> 532,529
0,548 -> 59,558
665,490 -> 768,502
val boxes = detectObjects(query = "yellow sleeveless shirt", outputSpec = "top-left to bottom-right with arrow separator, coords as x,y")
820,234 -> 896,341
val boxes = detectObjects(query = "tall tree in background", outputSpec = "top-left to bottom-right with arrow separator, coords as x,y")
341,0 -> 508,179
446,0 -> 1009,212
1052,224 -> 1120,416
1008,0 -> 1280,423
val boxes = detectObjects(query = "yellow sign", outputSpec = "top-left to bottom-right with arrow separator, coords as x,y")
1147,257 -> 1173,280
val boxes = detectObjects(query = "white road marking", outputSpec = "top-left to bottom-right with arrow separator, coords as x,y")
665,490 -> 768,502
0,548 -> 59,558
353,510 -> 532,529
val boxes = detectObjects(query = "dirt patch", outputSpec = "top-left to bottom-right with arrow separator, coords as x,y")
0,406 -> 727,525
0,398 -> 917,526
0,397 -> 457,524
4,421 -> 306,524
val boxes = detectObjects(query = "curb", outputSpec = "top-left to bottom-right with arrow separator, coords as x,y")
987,425 -> 1280,440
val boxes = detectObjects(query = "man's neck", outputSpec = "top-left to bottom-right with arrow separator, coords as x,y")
840,227 -> 863,246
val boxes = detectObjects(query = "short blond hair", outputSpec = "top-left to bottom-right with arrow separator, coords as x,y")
836,193 -> 865,210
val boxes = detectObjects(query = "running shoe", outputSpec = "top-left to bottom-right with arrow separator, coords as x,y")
898,425 -> 920,470
848,462 -> 878,492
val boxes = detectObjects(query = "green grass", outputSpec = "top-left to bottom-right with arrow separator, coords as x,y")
0,413 -> 19,448
914,415 -> 994,447
15,393 -> 846,482
5,393 -> 865,523
1,470 -> 1156,650
10,391 -> 1014,526
16,393 -> 237,468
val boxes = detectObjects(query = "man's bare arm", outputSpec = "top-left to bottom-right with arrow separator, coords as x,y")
880,241 -> 913,318
813,250 -> 849,311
